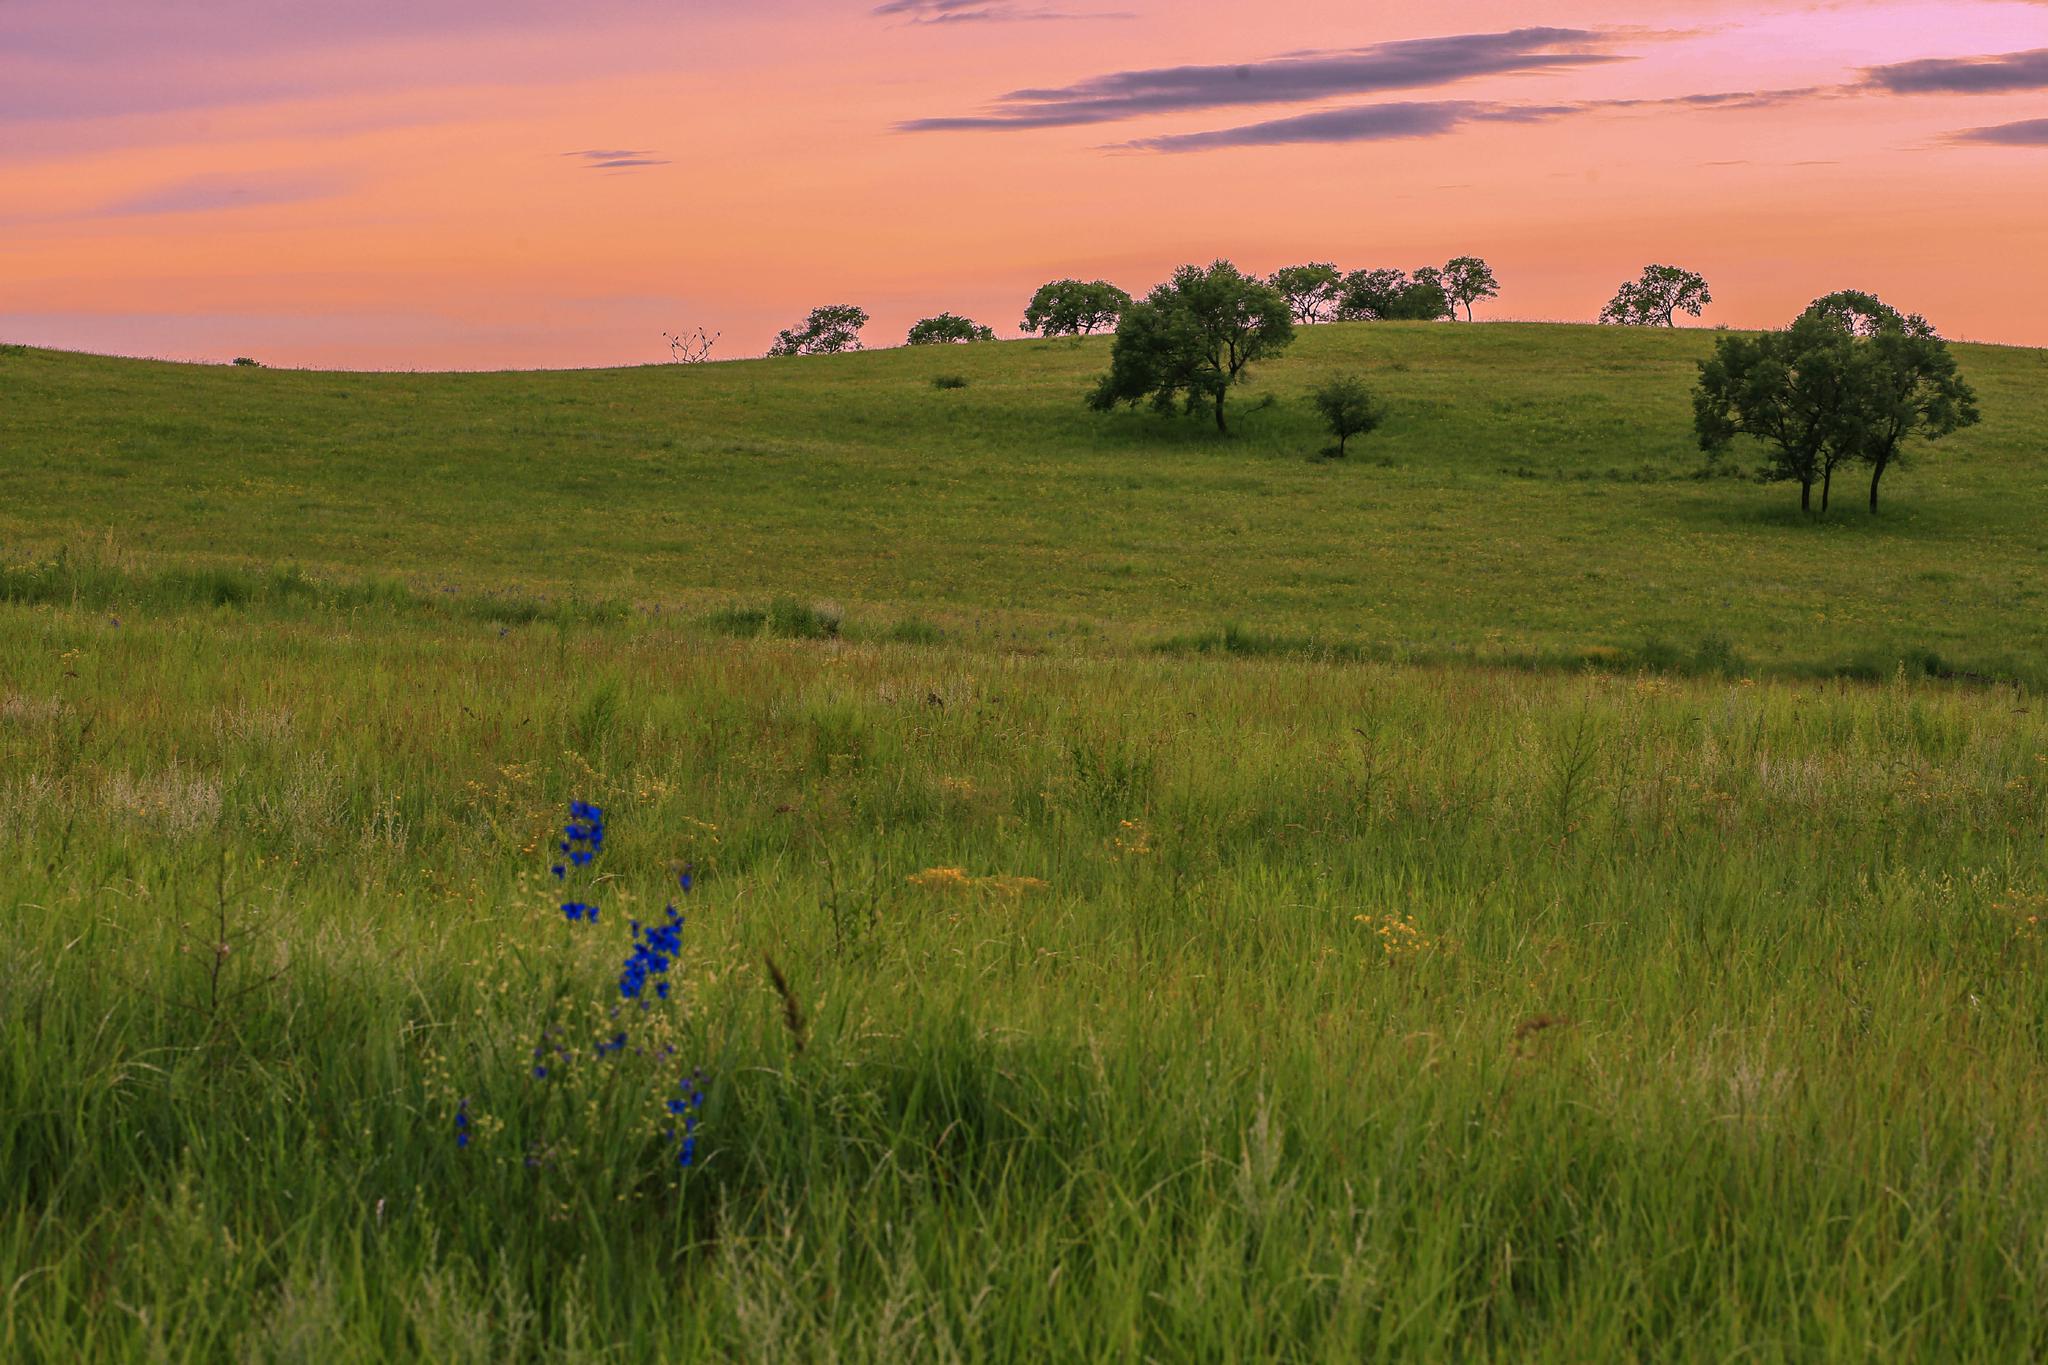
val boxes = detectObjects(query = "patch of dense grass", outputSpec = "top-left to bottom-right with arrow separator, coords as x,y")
4,602 -> 2048,1358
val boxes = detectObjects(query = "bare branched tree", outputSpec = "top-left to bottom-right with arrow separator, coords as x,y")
662,327 -> 720,363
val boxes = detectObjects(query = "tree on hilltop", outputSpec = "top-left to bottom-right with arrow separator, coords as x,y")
906,313 -> 997,345
1268,263 -> 1343,325
1692,291 -> 1978,514
1694,308 -> 1856,512
1830,304 -> 1978,512
1428,257 -> 1500,321
1020,279 -> 1131,337
1088,261 -> 1294,434
1601,265 -> 1712,327
767,305 -> 868,357
1335,268 -> 1450,321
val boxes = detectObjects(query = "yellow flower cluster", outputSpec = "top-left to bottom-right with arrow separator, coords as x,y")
1112,819 -> 1155,858
1354,912 -> 1449,962
1994,888 -> 2048,939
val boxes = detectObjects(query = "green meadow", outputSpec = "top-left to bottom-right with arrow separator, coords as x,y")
3,326 -> 2047,1360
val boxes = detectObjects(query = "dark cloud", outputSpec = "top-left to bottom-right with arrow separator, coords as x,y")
93,172 -> 347,217
1120,100 -> 1490,151
563,149 -> 669,170
1864,48 -> 2048,94
1952,117 -> 2048,145
897,27 -> 1627,131
1118,87 -> 1829,153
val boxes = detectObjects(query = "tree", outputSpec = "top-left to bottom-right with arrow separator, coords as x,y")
1803,289 -> 1922,339
1431,257 -> 1500,321
1695,293 -> 1981,515
906,313 -> 996,345
1827,304 -> 1978,512
1267,263 -> 1343,325
1694,309 -> 1858,513
662,327 -> 719,362
1334,269 -> 1449,321
1600,265 -> 1712,327
767,305 -> 868,357
1020,279 -> 1132,337
1307,375 -> 1387,457
1087,261 -> 1294,434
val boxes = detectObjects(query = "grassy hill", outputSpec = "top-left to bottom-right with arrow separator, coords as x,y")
4,323 -> 2046,681
5,329 -> 2048,1359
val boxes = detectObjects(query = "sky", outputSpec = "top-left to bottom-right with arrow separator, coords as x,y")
3,0 -> 2045,369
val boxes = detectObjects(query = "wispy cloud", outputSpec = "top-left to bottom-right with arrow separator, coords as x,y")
1117,100 -> 1500,152
94,171 -> 347,216
1865,47 -> 2048,94
1952,116 -> 2048,145
874,0 -> 1123,21
1117,87 -> 1829,153
897,27 -> 1628,131
563,149 -> 669,170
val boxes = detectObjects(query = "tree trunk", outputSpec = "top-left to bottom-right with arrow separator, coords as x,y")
1337,433 -> 1348,457
1214,390 -> 1228,434
1821,465 -> 1832,512
1801,479 -> 1812,513
1869,460 -> 1886,513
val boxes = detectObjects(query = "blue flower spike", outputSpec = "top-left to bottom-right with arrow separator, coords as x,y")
475,800 -> 704,1177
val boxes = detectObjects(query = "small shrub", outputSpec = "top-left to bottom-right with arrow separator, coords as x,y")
232,357 -> 263,367
1307,374 -> 1387,457
707,598 -> 841,640
705,605 -> 768,637
931,375 -> 970,390
768,597 -> 841,640
885,616 -> 945,645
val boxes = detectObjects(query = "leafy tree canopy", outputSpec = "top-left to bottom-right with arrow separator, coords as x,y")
1020,279 -> 1132,337
1826,304 -> 1978,511
1600,265 -> 1712,327
1267,263 -> 1343,325
767,304 -> 869,357
1431,257 -> 1500,321
1334,269 -> 1449,321
1307,374 -> 1387,457
1087,260 -> 1294,433
1695,309 -> 1854,510
906,313 -> 997,345
1694,292 -> 1979,513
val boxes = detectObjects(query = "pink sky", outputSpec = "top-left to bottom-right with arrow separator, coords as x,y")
3,0 -> 2044,368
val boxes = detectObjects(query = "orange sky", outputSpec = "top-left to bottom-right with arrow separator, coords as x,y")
3,0 -> 2044,368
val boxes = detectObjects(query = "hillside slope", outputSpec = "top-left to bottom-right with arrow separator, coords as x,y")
2,324 -> 2044,679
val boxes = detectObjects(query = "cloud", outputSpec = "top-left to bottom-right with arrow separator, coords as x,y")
1952,116 -> 2048,145
874,0 -> 1121,20
563,149 -> 669,170
897,27 -> 1628,131
1864,47 -> 2048,94
1117,87 -> 1829,153
1117,101 -> 1495,151
93,171 -> 347,216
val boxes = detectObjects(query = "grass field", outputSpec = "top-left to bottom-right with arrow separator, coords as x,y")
3,323 -> 2046,683
4,327 -> 2048,1360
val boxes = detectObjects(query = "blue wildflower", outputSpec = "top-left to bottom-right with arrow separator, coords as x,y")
455,1098 -> 470,1149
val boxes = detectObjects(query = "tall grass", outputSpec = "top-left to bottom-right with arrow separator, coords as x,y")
5,599 -> 2046,1358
